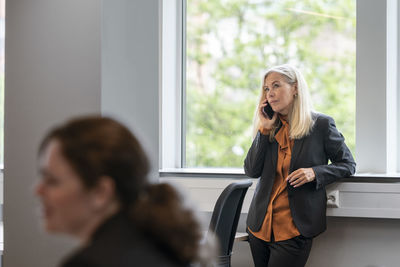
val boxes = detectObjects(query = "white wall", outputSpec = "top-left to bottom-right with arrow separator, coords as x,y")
101,0 -> 160,180
356,0 -> 387,172
231,216 -> 400,267
4,0 -> 160,266
4,1 -> 101,266
166,178 -> 400,267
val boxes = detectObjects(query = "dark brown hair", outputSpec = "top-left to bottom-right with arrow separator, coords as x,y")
39,116 -> 201,265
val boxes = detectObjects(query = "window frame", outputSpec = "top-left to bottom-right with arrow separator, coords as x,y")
160,0 -> 400,176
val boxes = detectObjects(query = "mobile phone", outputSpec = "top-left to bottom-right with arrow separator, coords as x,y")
263,102 -> 275,119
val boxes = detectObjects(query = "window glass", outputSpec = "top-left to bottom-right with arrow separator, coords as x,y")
185,0 -> 356,168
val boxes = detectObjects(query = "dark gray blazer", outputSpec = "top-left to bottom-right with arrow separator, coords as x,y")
244,112 -> 356,238
61,212 -> 183,267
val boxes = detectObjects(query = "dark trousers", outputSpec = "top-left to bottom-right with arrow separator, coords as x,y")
248,232 -> 313,267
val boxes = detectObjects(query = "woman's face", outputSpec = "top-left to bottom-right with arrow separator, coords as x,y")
36,140 -> 99,236
263,72 -> 297,116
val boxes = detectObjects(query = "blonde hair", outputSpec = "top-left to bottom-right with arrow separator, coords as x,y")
252,64 -> 314,140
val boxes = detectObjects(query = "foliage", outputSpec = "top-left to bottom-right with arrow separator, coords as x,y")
186,0 -> 356,167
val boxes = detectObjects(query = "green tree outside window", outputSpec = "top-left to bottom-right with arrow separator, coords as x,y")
186,0 -> 356,168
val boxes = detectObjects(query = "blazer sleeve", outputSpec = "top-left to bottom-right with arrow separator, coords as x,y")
244,131 -> 270,178
312,116 -> 356,190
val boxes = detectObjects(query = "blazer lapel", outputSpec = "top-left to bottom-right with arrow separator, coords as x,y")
270,121 -> 283,171
270,141 -> 278,170
290,138 -> 305,172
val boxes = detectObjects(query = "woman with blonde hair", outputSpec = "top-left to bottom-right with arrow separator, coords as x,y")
244,64 -> 355,267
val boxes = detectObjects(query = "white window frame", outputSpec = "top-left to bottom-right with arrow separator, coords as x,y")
160,0 -> 183,171
160,0 -> 400,176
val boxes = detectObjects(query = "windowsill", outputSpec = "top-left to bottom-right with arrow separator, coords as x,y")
159,168 -> 245,178
160,171 -> 400,218
160,168 -> 400,182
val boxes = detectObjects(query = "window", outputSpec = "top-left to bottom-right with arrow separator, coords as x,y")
161,0 -> 400,174
186,0 -> 355,168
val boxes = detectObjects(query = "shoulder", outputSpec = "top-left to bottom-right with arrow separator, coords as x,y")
62,214 -> 181,267
312,112 -> 336,130
312,112 -> 334,124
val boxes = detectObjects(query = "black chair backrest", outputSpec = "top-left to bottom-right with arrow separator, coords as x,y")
208,180 -> 252,262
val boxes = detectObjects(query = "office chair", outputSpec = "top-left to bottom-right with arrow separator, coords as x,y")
207,180 -> 252,267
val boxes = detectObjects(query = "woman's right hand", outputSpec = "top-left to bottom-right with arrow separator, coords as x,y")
258,100 -> 277,132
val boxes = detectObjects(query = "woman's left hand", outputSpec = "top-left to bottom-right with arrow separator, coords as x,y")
286,168 -> 315,188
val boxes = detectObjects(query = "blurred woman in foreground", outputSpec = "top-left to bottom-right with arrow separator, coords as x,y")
36,116 -> 203,267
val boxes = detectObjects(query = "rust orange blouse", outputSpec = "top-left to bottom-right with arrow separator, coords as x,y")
249,116 -> 300,242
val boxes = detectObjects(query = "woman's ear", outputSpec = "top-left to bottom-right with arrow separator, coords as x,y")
91,176 -> 117,210
293,83 -> 298,96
